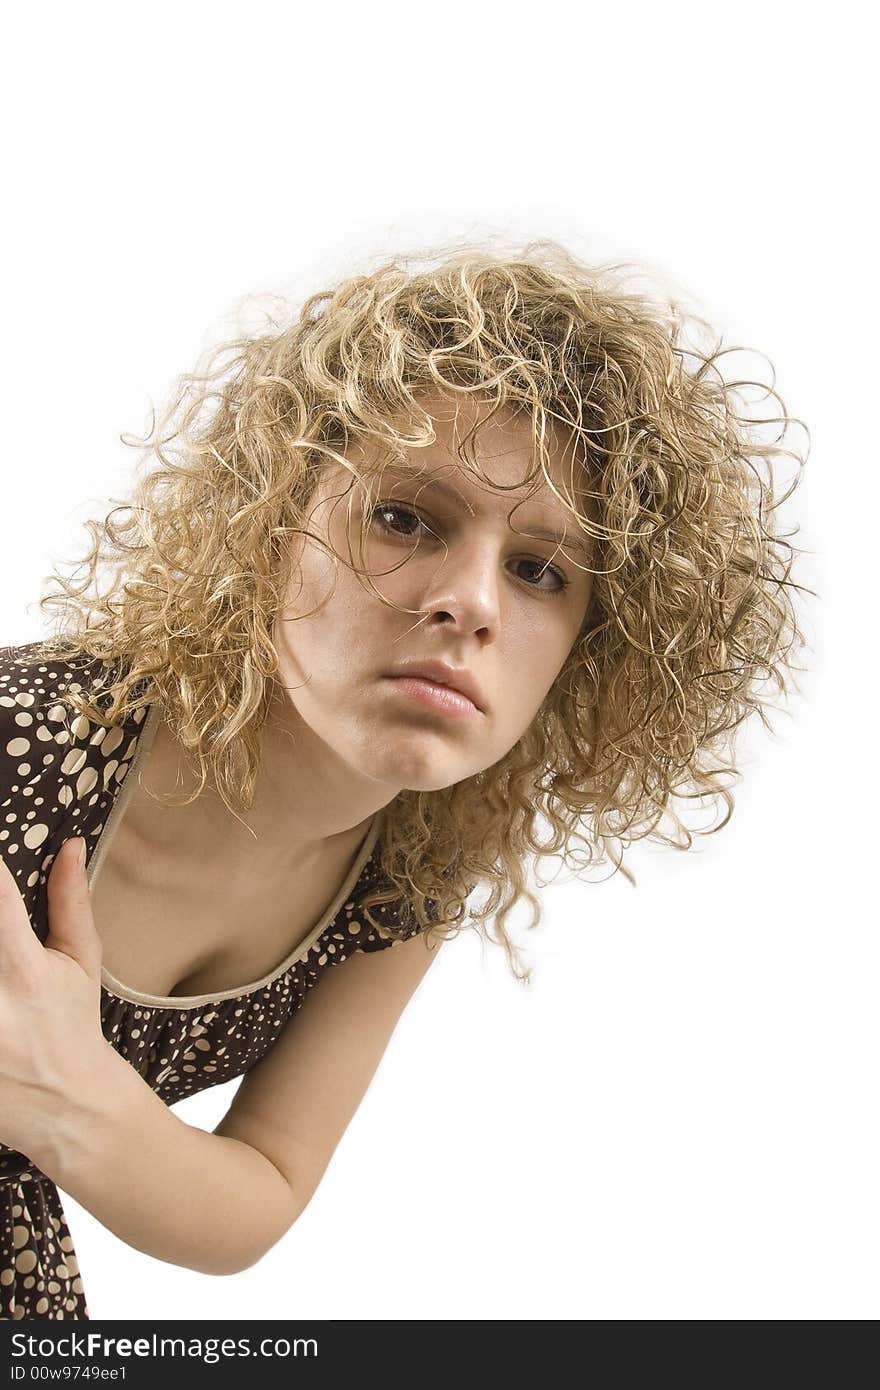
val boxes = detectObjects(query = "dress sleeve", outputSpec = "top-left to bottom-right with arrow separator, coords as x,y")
0,1165 -> 89,1319
0,645 -> 90,1318
352,908 -> 426,953
350,871 -> 447,955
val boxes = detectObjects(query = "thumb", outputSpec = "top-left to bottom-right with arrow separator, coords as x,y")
45,836 -> 103,981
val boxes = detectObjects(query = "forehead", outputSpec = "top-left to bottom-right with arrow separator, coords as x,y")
345,395 -> 591,514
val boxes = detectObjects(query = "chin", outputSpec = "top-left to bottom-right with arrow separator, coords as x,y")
361,725 -> 482,793
389,761 -> 461,793
373,749 -> 468,793
401,772 -> 463,793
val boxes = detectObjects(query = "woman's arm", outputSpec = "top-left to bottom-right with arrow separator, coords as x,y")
32,1041 -> 301,1276
214,930 -> 443,1215
32,929 -> 442,1278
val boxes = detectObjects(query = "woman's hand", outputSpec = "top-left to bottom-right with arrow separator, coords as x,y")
0,836 -> 112,1164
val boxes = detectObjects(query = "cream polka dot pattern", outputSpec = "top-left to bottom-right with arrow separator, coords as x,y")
0,641 -> 422,1320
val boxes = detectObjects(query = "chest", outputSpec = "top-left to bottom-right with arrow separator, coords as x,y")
88,819 -> 367,999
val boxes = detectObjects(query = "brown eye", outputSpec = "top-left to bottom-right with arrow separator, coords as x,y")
369,503 -> 424,538
514,558 -> 570,594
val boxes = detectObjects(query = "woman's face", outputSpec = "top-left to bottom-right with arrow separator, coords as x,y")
273,398 -> 595,794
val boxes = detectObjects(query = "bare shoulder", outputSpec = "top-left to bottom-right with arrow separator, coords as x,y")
214,931 -> 443,1217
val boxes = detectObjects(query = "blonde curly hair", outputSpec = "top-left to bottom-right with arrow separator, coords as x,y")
30,238 -> 813,982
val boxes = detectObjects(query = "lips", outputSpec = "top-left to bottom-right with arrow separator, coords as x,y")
383,660 -> 485,713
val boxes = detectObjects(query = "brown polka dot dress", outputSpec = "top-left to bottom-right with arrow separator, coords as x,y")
0,641 -> 421,1320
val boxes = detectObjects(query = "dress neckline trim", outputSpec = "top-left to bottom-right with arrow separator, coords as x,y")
91,699 -> 383,1011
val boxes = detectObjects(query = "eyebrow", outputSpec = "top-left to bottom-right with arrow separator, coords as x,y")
378,467 -> 594,557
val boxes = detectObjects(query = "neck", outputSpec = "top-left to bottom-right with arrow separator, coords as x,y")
134,690 -> 394,870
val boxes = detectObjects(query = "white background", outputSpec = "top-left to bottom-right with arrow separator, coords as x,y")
1,0 -> 874,1321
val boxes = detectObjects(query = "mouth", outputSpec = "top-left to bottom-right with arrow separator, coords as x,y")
382,660 -> 486,713
380,675 -> 482,721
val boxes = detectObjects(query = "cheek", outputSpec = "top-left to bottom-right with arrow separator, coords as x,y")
515,612 -> 579,680
279,533 -> 352,630
273,550 -> 333,675
277,555 -> 379,678
502,630 -> 577,732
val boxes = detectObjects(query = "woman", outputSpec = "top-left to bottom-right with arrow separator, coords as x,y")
0,240 -> 809,1319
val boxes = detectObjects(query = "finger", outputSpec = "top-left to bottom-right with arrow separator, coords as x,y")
44,837 -> 103,982
0,847 -> 46,976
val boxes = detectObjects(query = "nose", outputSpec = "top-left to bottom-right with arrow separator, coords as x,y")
416,534 -> 502,635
